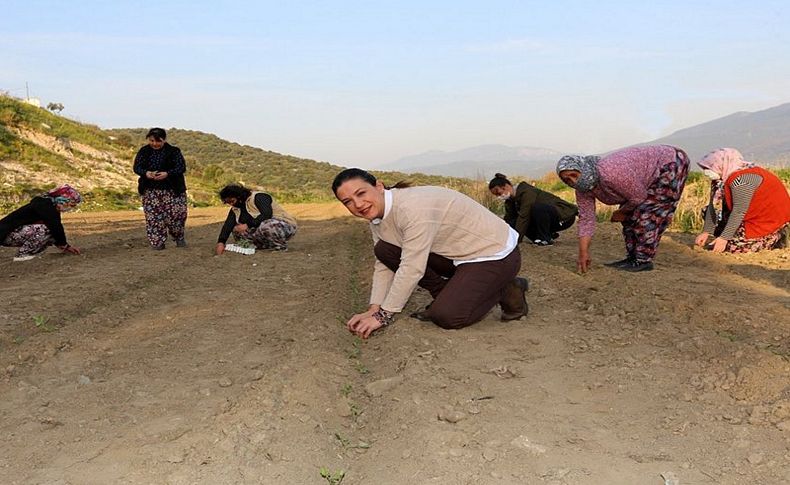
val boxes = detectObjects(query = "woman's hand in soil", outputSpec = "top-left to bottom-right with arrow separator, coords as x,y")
350,315 -> 383,339
215,242 -> 225,255
694,232 -> 710,247
59,245 -> 81,255
711,237 -> 728,253
347,306 -> 378,336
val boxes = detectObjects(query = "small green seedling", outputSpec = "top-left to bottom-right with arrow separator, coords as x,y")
354,361 -> 369,375
334,432 -> 351,447
32,315 -> 55,332
341,384 -> 352,397
319,467 -> 345,485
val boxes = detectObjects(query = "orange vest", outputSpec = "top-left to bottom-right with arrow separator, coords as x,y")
724,167 -> 790,239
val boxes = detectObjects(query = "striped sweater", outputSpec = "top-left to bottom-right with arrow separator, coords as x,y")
703,173 -> 762,239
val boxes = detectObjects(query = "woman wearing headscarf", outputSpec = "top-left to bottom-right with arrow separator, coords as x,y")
695,148 -> 790,253
215,184 -> 298,255
0,185 -> 83,261
332,168 -> 529,339
488,173 -> 578,246
133,127 -> 188,250
556,145 -> 689,273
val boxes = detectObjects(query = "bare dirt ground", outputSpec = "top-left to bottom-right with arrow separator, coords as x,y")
1,204 -> 789,485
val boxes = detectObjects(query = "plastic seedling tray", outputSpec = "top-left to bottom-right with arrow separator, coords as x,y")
225,244 -> 256,255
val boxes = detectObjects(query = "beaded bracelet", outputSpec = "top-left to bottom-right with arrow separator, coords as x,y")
372,309 -> 395,326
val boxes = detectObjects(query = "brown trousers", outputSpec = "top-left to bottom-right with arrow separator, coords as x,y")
374,240 -> 522,329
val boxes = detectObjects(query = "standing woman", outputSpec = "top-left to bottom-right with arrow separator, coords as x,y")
332,168 -> 529,339
215,184 -> 298,255
556,145 -> 690,273
695,148 -> 790,253
133,128 -> 188,250
488,173 -> 578,245
0,185 -> 82,261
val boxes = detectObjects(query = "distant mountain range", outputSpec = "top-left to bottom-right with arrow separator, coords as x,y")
380,144 -> 563,179
643,102 -> 790,164
385,102 -> 790,179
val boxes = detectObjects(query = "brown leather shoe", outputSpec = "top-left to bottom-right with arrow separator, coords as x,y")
500,277 -> 529,321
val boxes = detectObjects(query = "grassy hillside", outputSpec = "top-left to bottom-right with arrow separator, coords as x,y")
0,95 -> 473,211
106,128 -> 474,204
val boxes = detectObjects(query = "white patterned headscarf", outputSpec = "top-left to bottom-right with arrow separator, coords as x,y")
556,155 -> 601,192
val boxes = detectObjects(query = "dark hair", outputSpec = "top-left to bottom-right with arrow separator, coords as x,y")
331,168 -> 410,196
488,173 -> 512,190
146,127 -> 167,140
219,184 -> 252,202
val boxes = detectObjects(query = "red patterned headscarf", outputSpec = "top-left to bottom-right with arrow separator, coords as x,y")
46,185 -> 82,205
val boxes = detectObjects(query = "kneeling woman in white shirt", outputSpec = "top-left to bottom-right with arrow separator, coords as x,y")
332,168 -> 529,339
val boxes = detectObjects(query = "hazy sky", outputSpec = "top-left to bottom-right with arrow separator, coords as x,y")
3,0 -> 789,167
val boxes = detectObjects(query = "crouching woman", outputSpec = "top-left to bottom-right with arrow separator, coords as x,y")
332,168 -> 529,339
0,185 -> 83,261
695,148 -> 790,253
215,184 -> 297,255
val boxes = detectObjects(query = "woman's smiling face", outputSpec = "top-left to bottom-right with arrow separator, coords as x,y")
335,177 -> 386,221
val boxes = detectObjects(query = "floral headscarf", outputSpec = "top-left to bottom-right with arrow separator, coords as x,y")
698,148 -> 754,201
46,185 -> 82,205
556,155 -> 601,192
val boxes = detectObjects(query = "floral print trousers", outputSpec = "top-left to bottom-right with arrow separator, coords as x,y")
142,189 -> 187,247
2,224 -> 53,256
623,152 -> 689,263
725,223 -> 787,253
237,218 -> 297,250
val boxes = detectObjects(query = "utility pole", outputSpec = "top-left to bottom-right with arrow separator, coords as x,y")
25,82 -> 29,100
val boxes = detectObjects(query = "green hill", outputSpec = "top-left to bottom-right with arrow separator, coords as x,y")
0,95 -> 473,212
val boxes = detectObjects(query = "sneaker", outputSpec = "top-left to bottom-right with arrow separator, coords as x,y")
175,238 -> 187,248
617,260 -> 654,272
604,257 -> 634,268
151,244 -> 166,251
532,239 -> 553,246
13,255 -> 36,262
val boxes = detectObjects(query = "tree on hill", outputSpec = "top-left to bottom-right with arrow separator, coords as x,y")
46,102 -> 64,113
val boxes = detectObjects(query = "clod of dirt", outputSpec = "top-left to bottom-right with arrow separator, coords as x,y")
510,435 -> 546,455
166,453 -> 185,464
489,366 -> 518,378
438,406 -> 466,423
747,453 -> 764,465
77,375 -> 91,385
482,448 -> 498,462
218,377 -> 233,388
364,376 -> 403,397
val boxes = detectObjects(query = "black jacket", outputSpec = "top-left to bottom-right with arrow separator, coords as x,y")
133,143 -> 187,195
0,197 -> 69,246
504,182 -> 578,239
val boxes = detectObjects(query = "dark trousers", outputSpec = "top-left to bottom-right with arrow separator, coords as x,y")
525,204 -> 575,243
374,240 -> 522,330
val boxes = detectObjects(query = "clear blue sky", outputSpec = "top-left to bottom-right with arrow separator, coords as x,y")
3,0 -> 789,167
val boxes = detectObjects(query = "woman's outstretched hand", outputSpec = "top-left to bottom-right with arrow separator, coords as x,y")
347,305 -> 382,339
695,232 -> 710,247
711,237 -> 728,253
